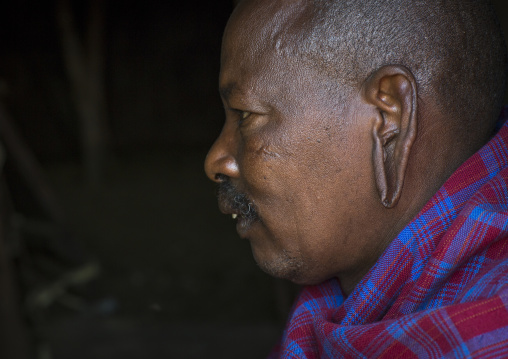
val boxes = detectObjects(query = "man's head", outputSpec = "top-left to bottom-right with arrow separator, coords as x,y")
205,0 -> 507,292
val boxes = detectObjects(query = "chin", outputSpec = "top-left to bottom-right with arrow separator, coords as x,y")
258,261 -> 326,285
249,235 -> 328,285
253,250 -> 319,285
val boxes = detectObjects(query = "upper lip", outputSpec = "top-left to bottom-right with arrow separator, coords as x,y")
218,196 -> 237,216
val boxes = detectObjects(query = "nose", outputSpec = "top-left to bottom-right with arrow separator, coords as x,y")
204,125 -> 240,183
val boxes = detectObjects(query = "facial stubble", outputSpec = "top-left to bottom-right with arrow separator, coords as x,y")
217,177 -> 307,283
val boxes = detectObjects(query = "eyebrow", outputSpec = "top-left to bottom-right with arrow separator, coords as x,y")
219,83 -> 236,100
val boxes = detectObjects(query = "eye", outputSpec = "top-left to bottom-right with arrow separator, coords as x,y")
241,111 -> 251,120
238,110 -> 252,125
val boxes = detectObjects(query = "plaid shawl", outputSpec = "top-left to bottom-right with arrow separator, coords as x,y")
269,110 -> 508,358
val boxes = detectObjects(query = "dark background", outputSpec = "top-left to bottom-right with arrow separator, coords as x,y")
0,1 -> 507,358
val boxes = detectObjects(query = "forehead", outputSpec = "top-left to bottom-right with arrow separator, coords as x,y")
219,0 -> 319,102
223,0 -> 309,54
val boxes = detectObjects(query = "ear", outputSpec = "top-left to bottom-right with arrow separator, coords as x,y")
362,65 -> 418,208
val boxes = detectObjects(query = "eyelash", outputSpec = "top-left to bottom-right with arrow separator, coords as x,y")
236,110 -> 252,125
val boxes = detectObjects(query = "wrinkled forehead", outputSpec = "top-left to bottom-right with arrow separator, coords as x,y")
219,0 -> 346,116
221,0 -> 310,66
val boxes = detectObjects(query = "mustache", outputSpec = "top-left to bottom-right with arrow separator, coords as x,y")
217,177 -> 259,222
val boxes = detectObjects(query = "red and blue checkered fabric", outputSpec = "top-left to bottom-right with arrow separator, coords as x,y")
269,110 -> 508,358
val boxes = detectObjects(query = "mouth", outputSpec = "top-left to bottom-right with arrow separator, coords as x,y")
219,199 -> 259,231
216,179 -> 260,234
231,212 -> 258,236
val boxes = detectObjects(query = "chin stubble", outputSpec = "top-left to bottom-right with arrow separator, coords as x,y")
258,249 -> 305,283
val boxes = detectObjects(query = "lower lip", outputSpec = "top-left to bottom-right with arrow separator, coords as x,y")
236,216 -> 256,237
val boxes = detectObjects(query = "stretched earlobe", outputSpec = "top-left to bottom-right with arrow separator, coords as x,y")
363,65 -> 418,208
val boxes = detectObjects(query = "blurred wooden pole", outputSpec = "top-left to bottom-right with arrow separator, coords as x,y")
56,0 -> 109,186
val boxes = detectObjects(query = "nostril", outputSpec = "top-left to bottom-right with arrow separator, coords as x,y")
215,173 -> 228,182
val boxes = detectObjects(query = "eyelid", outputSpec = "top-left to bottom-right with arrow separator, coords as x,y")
227,108 -> 261,127
229,108 -> 252,121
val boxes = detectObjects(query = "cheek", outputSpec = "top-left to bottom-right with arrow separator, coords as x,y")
243,138 -> 344,221
241,137 -> 289,186
240,137 -> 304,226
240,127 -> 352,206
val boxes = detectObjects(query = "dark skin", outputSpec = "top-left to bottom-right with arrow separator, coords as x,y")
205,0 -> 479,296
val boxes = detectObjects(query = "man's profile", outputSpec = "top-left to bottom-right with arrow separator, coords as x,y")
205,0 -> 508,357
